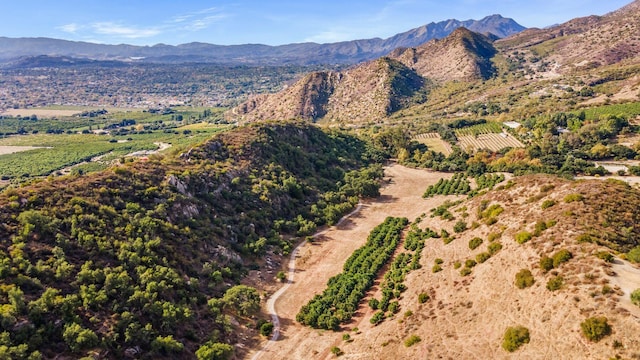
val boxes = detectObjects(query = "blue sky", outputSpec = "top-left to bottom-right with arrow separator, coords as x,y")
0,0 -> 632,46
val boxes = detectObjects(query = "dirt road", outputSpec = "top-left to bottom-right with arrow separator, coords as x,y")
246,164 -> 452,360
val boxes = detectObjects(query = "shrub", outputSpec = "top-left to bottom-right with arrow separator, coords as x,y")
540,256 -> 554,272
502,326 -> 530,352
631,289 -> 640,307
418,293 -> 430,304
330,346 -> 343,356
476,252 -> 491,263
460,267 -> 472,276
388,301 -> 400,314
453,261 -> 462,269
627,246 -> 640,263
260,322 -> 274,337
576,233 -> 593,243
596,252 -> 614,263
434,258 -> 444,265
580,317 -> 611,342
541,200 -> 556,209
515,269 -> 535,289
453,221 -> 468,233
488,242 -> 503,255
63,323 -> 99,352
276,271 -> 286,282
564,193 -> 584,203
533,220 -> 547,236
404,335 -> 421,347
432,264 -> 443,273
368,298 -> 379,310
485,217 -> 498,225
152,335 -> 184,353
342,333 -> 351,341
196,342 -> 234,360
540,184 -> 555,193
370,311 -> 385,325
469,237 -> 483,250
465,259 -> 477,268
552,249 -> 572,268
487,232 -> 502,242
546,275 -> 564,291
515,231 -> 532,244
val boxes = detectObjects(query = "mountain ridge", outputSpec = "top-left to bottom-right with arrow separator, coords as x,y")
0,15 -> 524,66
229,28 -> 497,123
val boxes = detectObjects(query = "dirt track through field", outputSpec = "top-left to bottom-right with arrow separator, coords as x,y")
247,164 -> 452,360
251,204 -> 364,360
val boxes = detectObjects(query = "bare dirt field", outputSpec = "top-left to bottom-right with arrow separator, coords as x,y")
247,164 -> 453,360
0,109 -> 82,117
0,145 -> 46,155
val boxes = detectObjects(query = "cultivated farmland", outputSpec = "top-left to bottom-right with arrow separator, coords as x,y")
413,133 -> 453,155
458,133 -> 525,152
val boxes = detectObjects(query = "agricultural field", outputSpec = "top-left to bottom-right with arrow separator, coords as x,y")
454,121 -> 503,137
0,106 -> 227,135
458,133 -> 525,152
0,123 -> 230,181
573,101 -> 640,121
413,133 -> 453,155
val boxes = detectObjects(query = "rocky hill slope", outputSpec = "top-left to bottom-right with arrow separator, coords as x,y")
230,29 -> 496,123
496,0 -> 640,71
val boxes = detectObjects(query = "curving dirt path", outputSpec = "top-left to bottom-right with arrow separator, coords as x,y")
251,203 -> 364,360
246,164 -> 452,360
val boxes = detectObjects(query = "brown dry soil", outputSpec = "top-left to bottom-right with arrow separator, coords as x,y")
247,165 -> 640,360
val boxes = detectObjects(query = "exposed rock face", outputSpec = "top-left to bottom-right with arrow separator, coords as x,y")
390,27 -> 497,82
229,28 -> 496,123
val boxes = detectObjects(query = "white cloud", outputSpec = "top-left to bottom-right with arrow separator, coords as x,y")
183,14 -> 228,31
171,7 -> 227,30
58,23 -> 81,34
91,22 -> 161,39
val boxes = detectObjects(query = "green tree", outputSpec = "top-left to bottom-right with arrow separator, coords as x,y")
62,323 -> 99,352
196,342 -> 234,360
222,285 -> 260,317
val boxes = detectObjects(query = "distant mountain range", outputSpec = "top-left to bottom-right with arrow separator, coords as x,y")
0,15 -> 525,66
230,0 -> 640,123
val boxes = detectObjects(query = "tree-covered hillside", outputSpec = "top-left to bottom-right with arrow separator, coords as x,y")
0,121 -> 385,359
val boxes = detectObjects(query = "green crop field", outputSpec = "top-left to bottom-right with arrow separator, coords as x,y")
0,124 -> 230,180
574,102 -> 640,121
454,122 -> 503,137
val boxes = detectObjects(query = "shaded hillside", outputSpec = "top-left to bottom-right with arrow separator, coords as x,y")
0,15 -> 524,66
332,174 -> 640,359
229,29 -> 498,123
0,122 -> 386,359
